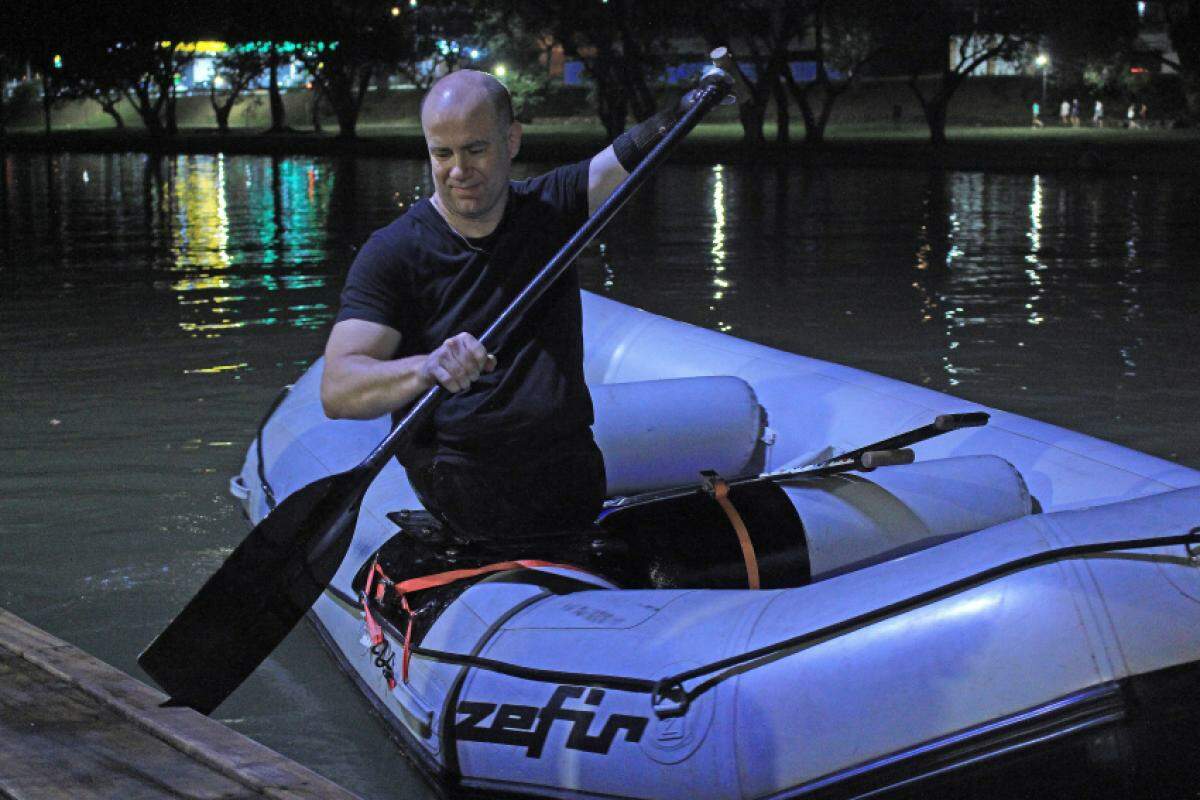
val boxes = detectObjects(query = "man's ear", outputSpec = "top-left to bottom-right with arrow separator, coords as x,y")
507,121 -> 523,160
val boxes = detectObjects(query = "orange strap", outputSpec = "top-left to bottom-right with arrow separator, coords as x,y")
363,558 -> 590,683
392,559 -> 582,595
704,472 -> 760,590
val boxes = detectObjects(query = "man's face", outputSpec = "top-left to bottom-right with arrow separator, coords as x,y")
423,97 -> 521,224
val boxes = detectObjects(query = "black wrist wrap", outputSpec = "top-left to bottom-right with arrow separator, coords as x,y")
612,90 -> 699,172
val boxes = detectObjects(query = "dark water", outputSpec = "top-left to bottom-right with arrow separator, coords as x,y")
1,152 -> 1197,798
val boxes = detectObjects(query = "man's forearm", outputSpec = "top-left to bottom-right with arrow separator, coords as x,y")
320,353 -> 431,420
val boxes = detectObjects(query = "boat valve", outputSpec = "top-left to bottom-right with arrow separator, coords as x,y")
651,679 -> 691,719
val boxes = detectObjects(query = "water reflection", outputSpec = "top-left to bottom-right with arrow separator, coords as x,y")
1024,174 -> 1046,328
709,164 -> 731,332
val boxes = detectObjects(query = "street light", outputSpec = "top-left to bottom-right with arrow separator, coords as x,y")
1035,53 -> 1049,107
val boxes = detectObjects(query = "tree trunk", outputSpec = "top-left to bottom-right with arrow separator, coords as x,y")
165,86 -> 178,136
41,75 -> 52,136
267,46 -> 287,133
333,104 -> 358,139
1184,76 -> 1200,122
128,85 -> 165,135
0,65 -> 7,137
215,104 -> 232,133
907,74 -> 951,148
311,87 -> 323,133
99,99 -> 125,129
594,67 -> 627,139
924,99 -> 948,147
739,102 -> 766,145
772,75 -> 789,145
597,91 -> 627,140
327,76 -> 361,140
805,104 -> 832,145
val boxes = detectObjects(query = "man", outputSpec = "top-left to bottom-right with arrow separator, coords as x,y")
320,70 -> 690,544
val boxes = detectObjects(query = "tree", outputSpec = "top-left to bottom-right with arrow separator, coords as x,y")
488,0 -> 672,139
1041,0 -> 1140,108
689,0 -> 793,145
209,47 -> 266,133
876,0 -> 1049,146
475,8 -> 556,122
1161,2 -> 1200,120
55,41 -> 132,130
783,0 -> 887,145
0,0 -> 57,135
397,1 -> 479,91
290,1 -> 416,138
98,40 -> 195,135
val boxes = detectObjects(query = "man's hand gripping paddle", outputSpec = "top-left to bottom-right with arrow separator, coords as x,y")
137,50 -> 740,715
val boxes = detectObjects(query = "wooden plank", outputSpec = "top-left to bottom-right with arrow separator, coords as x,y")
0,608 -> 364,800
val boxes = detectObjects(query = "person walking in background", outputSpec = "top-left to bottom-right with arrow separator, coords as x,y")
1127,103 -> 1138,129
1071,98 -> 1081,127
1092,99 -> 1104,127
1032,101 -> 1044,128
1060,99 -> 1071,125
1140,103 -> 1149,126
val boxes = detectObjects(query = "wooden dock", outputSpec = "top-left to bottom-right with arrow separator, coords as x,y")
0,607 -> 362,799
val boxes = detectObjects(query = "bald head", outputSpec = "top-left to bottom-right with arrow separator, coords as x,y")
420,70 -> 514,131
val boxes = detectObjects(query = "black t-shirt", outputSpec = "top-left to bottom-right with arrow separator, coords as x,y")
334,159 -> 595,462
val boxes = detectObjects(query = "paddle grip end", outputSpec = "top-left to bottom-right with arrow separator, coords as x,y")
709,47 -> 749,104
860,448 -> 916,469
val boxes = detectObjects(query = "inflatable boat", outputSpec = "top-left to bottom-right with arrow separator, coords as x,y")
231,292 -> 1200,799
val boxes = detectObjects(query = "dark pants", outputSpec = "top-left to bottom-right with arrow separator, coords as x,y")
406,434 -> 607,542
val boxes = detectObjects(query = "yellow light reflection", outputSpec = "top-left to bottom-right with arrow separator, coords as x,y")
183,363 -> 249,375
171,155 -> 231,286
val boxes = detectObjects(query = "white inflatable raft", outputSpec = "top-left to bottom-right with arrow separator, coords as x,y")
232,292 -> 1200,799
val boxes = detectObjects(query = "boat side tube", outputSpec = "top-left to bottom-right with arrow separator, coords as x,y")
790,454 -> 1034,577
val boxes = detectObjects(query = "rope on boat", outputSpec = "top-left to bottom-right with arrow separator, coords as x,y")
255,384 -> 292,510
396,528 -> 1200,719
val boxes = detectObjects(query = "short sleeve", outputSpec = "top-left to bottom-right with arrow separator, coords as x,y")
516,159 -> 591,227
334,227 -> 413,335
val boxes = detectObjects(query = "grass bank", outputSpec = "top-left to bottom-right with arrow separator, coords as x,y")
4,120 -> 1199,174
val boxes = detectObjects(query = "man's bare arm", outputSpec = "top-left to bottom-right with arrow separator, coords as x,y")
321,319 -> 494,420
588,145 -> 629,216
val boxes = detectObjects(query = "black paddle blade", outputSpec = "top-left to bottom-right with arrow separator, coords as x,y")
138,465 -> 372,714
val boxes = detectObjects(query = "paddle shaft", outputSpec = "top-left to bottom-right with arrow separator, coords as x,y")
138,66 -> 736,714
307,78 -> 734,564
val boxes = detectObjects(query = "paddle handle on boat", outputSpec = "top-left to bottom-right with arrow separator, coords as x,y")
812,411 -> 990,471
859,448 -> 915,469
